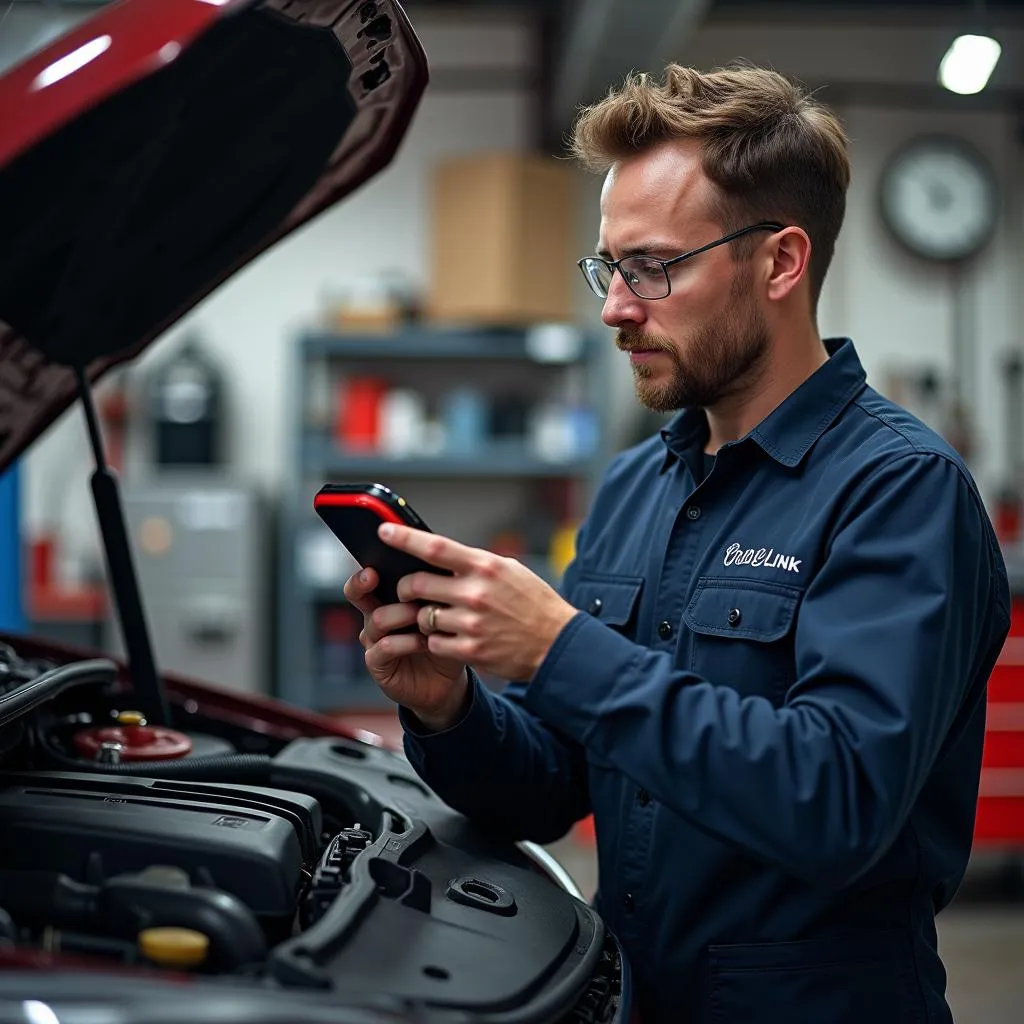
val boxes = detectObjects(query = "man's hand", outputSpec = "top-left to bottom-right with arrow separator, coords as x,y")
380,522 -> 580,681
343,567 -> 469,732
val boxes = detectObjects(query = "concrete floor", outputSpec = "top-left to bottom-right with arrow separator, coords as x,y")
545,838 -> 1024,1023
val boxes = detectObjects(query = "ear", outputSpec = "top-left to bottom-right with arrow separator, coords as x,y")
765,227 -> 812,304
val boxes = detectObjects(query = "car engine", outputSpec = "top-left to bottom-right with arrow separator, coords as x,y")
0,641 -> 625,1023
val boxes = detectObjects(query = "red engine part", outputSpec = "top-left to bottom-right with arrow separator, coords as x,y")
73,723 -> 193,762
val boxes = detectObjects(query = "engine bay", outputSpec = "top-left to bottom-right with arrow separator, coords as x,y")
0,640 -> 624,1022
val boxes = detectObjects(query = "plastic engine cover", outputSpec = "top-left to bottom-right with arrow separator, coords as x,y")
0,772 -> 322,918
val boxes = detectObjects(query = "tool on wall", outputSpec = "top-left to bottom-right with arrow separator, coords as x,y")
147,337 -> 225,468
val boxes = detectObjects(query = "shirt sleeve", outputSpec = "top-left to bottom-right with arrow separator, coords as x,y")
398,673 -> 591,844
524,451 -> 1011,889
399,531 -> 598,845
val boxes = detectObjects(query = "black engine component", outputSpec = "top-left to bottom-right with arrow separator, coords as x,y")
302,827 -> 374,928
0,771 -> 322,919
0,867 -> 266,972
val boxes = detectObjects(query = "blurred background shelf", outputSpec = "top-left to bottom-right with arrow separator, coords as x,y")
277,326 -> 609,712
301,327 -> 592,364
301,438 -> 601,479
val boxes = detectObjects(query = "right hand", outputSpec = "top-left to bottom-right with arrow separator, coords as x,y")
343,567 -> 469,731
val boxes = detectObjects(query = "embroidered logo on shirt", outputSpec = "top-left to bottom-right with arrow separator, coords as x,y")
724,542 -> 802,574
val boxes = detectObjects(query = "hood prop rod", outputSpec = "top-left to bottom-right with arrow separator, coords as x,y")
74,364 -> 170,726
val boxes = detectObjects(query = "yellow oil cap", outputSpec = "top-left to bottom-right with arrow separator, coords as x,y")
116,710 -> 147,726
138,927 -> 209,969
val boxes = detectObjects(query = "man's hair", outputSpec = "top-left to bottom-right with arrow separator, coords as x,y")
570,64 -> 850,307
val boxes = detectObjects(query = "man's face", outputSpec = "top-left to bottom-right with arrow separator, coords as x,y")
596,140 -> 770,413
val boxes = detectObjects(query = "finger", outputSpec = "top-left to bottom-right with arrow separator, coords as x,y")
370,602 -> 421,637
365,633 -> 428,672
343,568 -> 381,615
424,632 -> 475,663
378,523 -> 485,575
416,603 -> 480,637
397,570 -> 498,607
397,570 -> 463,605
417,603 -> 441,636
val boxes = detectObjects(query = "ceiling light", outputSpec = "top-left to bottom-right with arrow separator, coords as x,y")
938,33 -> 1002,95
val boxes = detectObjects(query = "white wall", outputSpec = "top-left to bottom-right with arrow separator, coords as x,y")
823,104 -> 1021,498
21,8 -> 538,570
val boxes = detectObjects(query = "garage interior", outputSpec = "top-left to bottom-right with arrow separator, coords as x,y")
1,0 -> 1022,1019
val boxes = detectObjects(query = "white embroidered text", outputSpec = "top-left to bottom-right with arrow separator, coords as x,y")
723,542 -> 802,574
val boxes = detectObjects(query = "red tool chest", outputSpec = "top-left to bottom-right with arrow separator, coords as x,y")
976,597 -> 1024,849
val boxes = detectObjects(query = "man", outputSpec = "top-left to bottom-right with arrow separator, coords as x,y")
344,65 -> 1009,1023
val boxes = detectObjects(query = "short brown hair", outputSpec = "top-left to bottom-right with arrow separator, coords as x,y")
570,64 -> 850,306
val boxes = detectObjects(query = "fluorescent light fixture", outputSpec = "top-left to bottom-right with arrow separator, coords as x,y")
938,33 -> 1002,95
31,34 -> 112,91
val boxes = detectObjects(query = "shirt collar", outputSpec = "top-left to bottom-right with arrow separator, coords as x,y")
659,337 -> 867,473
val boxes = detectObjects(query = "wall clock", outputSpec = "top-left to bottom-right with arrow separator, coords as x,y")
878,135 -> 998,262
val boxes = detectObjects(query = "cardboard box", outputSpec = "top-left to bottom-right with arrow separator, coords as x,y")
428,152 -> 577,326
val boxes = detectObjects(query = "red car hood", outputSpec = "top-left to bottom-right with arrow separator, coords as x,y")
0,0 -> 428,474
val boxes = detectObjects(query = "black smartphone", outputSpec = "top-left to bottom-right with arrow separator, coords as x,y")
313,482 -> 450,607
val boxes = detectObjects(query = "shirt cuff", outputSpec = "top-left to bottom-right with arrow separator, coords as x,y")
524,610 -> 642,744
399,670 -> 502,763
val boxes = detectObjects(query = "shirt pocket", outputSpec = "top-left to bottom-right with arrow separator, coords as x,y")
568,572 -> 644,640
707,932 -> 924,1024
683,576 -> 801,706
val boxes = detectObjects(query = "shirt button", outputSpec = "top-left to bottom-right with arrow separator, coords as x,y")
637,788 -> 651,807
657,620 -> 674,640
623,892 -> 635,914
588,597 -> 603,615
727,607 -> 742,626
686,506 -> 701,521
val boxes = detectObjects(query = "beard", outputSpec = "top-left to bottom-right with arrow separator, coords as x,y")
617,271 -> 770,413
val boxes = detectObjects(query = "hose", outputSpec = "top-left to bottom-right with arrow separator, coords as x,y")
37,739 -> 274,782
0,659 -> 117,730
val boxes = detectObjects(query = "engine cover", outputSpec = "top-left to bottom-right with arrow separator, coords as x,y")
0,772 -> 322,918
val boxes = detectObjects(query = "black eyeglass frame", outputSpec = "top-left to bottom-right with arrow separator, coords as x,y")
577,221 -> 787,300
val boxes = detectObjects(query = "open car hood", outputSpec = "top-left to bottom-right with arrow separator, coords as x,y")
0,0 -> 428,474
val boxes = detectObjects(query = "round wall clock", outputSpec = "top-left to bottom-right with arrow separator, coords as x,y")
878,135 -> 998,262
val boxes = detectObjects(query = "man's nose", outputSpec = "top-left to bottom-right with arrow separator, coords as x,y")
600,271 -> 646,328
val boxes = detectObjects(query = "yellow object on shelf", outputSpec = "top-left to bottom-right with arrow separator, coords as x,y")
549,522 -> 579,580
138,927 -> 210,969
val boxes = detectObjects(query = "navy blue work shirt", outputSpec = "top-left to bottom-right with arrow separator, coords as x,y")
401,338 -> 1010,1024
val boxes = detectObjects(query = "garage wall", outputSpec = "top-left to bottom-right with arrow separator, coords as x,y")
15,6 -> 1024,568
19,7 -> 540,570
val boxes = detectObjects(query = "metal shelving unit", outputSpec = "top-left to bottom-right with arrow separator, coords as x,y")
276,325 -> 609,712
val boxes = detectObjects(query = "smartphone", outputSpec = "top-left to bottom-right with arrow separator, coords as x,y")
313,482 -> 449,607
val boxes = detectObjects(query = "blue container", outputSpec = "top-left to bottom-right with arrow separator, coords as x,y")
442,388 -> 488,456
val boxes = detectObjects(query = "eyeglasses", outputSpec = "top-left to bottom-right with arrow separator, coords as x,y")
577,222 -> 786,300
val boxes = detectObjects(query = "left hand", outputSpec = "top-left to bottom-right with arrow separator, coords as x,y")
379,522 -> 579,681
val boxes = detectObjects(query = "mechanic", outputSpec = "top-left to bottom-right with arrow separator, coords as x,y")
344,64 -> 1010,1024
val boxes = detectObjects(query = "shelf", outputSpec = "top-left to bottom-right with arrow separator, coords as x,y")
278,324 -> 607,713
301,328 -> 592,365
302,438 -> 597,479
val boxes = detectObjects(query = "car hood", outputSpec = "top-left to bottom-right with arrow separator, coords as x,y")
0,0 -> 428,474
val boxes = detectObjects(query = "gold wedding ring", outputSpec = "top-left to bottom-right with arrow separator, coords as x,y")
425,604 -> 438,634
